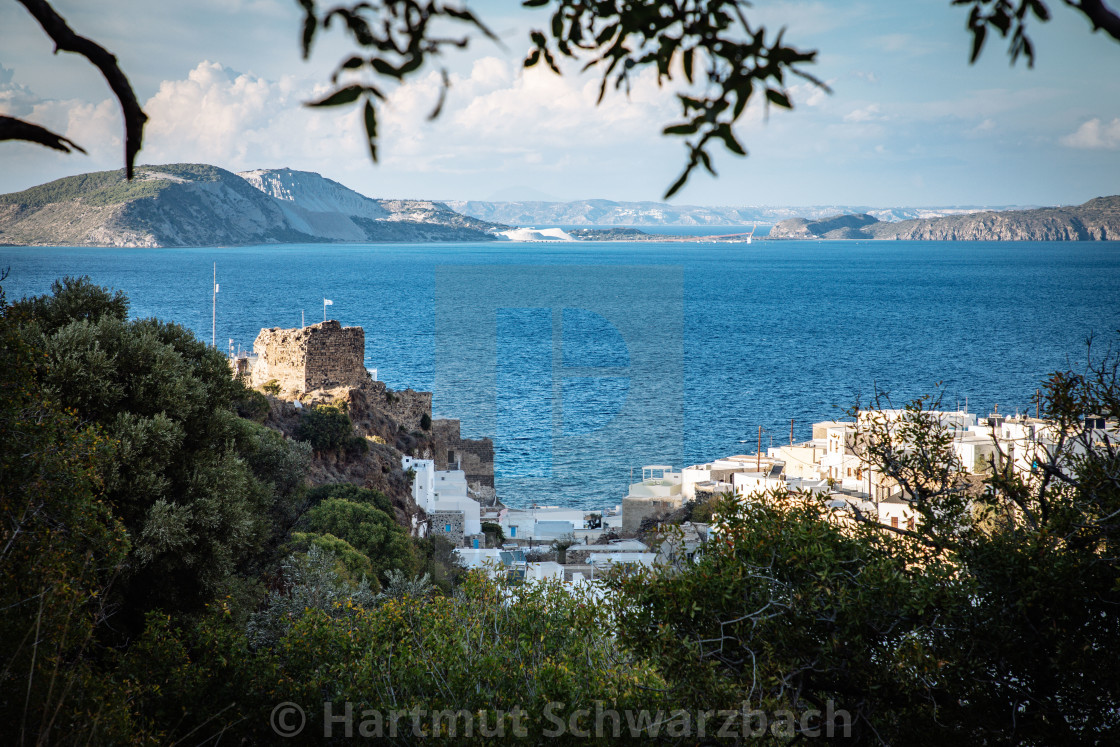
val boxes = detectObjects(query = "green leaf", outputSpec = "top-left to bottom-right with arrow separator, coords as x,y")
306,85 -> 364,108
969,24 -> 987,64
663,123 -> 699,136
664,164 -> 692,200
363,99 -> 378,162
765,88 -> 792,108
299,0 -> 317,60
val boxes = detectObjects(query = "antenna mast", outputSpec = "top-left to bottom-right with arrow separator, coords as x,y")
211,263 -> 218,349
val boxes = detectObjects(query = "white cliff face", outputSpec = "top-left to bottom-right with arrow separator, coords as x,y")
238,168 -> 390,221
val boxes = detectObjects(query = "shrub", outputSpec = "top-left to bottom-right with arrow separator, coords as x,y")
296,405 -> 354,452
236,388 -> 270,422
481,521 -> 505,546
262,379 -> 281,395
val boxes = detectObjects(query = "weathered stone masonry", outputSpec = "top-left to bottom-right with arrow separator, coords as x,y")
432,418 -> 495,489
250,320 -> 366,393
430,510 -> 465,544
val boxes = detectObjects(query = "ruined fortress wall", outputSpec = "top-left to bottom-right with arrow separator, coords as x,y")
250,320 -> 366,393
458,439 -> 494,489
433,419 -> 495,489
367,381 -> 432,433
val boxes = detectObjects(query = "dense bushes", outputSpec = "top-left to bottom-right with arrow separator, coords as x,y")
296,403 -> 368,456
6,276 -> 1120,744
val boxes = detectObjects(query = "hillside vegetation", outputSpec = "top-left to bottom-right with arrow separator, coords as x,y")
3,276 -> 1119,743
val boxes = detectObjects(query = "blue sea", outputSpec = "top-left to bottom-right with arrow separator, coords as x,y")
3,237 -> 1118,510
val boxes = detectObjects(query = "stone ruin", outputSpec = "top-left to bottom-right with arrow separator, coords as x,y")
432,418 -> 495,489
250,320 -> 367,393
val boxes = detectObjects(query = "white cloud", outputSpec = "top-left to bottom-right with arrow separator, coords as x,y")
789,79 -> 833,108
843,103 -> 884,123
0,65 -> 39,119
381,57 -> 678,153
141,61 -> 360,168
1060,118 -> 1120,150
0,65 -> 123,160
968,118 -> 996,136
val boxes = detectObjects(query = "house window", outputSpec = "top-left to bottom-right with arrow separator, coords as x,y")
510,526 -> 516,537
891,517 -> 899,528
444,524 -> 452,533
447,450 -> 456,464
907,517 -> 915,531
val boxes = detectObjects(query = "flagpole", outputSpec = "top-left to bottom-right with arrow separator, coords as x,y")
212,263 -> 216,349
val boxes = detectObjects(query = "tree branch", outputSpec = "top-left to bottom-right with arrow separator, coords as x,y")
0,115 -> 86,155
14,0 -> 146,177
1063,0 -> 1120,41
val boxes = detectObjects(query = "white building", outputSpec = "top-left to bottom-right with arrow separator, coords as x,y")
500,506 -> 587,542
402,455 -> 482,538
622,465 -> 683,532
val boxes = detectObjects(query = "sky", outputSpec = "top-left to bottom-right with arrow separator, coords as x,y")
1,0 -> 1118,207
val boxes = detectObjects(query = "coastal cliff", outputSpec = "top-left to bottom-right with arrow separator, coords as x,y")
768,196 -> 1119,241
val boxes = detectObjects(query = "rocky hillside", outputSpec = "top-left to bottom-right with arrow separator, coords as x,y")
263,378 -> 435,528
241,168 -> 499,242
768,196 -> 1120,241
0,164 -> 500,247
767,213 -> 879,240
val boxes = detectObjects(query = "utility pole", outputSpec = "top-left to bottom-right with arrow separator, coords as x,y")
757,426 -> 762,472
1035,389 -> 1041,419
790,418 -> 794,446
211,263 -> 217,349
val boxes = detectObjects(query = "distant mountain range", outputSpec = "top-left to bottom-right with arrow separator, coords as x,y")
444,199 -> 1021,227
768,197 -> 1120,241
0,164 -> 500,247
2,165 -> 1115,246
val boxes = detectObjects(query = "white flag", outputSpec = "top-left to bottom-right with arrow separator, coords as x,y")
324,299 -> 333,305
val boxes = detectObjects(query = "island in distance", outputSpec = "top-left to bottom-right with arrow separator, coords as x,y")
0,163 -> 1115,247
767,197 -> 1119,241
